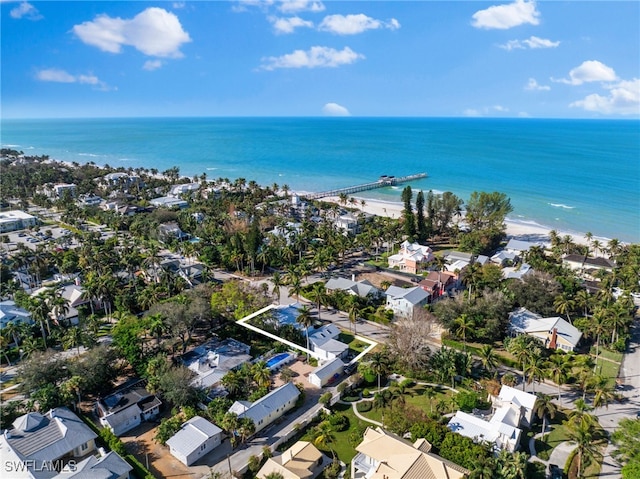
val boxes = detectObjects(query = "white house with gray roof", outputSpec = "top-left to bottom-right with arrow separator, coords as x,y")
182,338 -> 252,390
509,307 -> 582,352
0,407 -> 131,479
385,286 -> 429,320
96,380 -> 161,436
166,416 -> 223,466
228,382 -> 300,433
309,357 -> 345,388
325,277 -> 382,299
309,325 -> 348,361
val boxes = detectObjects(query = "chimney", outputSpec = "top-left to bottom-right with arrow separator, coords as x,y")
549,328 -> 558,350
352,274 -> 356,282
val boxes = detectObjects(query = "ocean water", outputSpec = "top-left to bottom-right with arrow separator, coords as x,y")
2,117 -> 639,243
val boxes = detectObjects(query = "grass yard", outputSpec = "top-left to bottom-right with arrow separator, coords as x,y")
594,357 -> 620,388
535,420 -> 571,461
300,402 -> 368,465
591,348 -> 623,363
338,332 -> 369,354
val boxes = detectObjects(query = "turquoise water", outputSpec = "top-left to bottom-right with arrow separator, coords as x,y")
265,353 -> 291,369
2,117 -> 638,242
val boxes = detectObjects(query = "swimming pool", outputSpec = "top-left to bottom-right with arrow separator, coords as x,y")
265,352 -> 293,371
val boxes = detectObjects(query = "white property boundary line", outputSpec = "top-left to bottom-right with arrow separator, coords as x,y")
237,304 -> 378,364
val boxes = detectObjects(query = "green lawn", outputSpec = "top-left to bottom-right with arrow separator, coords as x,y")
300,402 -> 368,464
591,348 -> 623,363
594,357 -> 620,388
338,332 -> 368,353
536,419 -> 571,461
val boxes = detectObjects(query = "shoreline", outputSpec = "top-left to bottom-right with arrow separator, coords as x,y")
318,195 -> 596,247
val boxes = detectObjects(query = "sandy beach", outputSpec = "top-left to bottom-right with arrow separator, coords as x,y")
319,195 -> 592,247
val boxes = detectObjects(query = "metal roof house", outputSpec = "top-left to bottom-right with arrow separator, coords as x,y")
308,357 -> 345,388
0,407 -> 131,479
95,380 -> 162,436
509,307 -> 583,352
385,286 -> 430,320
228,382 -> 300,434
166,416 -> 223,466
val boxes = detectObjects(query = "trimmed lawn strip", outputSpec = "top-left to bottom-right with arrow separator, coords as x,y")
595,357 -> 620,388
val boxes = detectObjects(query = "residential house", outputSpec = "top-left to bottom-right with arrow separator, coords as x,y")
447,385 -> 536,452
47,183 -> 77,199
308,357 -> 345,388
228,382 -> 300,434
54,452 -> 132,479
442,250 -> 474,272
418,270 -> 458,302
257,441 -> 331,479
0,210 -> 37,233
169,182 -> 200,197
563,254 -> 615,278
0,407 -> 131,479
351,426 -> 469,479
490,250 -> 518,266
95,380 -> 162,436
150,196 -> 188,209
505,238 -> 544,256
269,222 -> 303,245
32,284 -> 90,326
182,338 -> 252,390
502,263 -> 533,281
309,325 -> 349,361
166,416 -> 223,466
385,286 -> 429,320
508,307 -> 582,352
0,300 -> 32,330
158,222 -> 189,242
102,172 -> 141,190
325,277 -> 382,299
387,241 -> 434,274
77,194 -> 102,207
334,213 -> 362,236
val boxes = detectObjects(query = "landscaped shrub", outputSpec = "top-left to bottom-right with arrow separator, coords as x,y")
362,388 -> 371,397
455,390 -> 479,412
400,378 -> 415,388
318,392 -> 333,406
356,401 -> 372,413
328,413 -> 350,432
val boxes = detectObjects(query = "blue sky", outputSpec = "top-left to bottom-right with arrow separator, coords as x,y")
2,0 -> 639,118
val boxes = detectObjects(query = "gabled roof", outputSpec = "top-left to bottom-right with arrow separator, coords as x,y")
0,300 -> 32,326
166,416 -> 222,458
325,277 -> 381,298
311,337 -> 348,356
386,286 -> 429,305
5,408 -> 97,462
497,385 -> 537,411
310,357 -> 344,381
257,441 -> 328,479
233,382 -> 300,426
53,451 -> 132,479
99,380 -> 160,416
508,307 -> 582,347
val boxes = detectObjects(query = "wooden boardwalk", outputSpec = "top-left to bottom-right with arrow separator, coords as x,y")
305,173 -> 427,200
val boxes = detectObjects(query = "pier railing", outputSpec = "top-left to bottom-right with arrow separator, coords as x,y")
305,172 -> 427,200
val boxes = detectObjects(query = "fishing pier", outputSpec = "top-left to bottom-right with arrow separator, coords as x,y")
305,173 -> 427,200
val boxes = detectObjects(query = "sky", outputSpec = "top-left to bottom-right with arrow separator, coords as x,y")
1,0 -> 639,119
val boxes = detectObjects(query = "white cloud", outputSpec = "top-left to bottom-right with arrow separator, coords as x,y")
269,16 -> 313,34
322,102 -> 350,116
472,0 -> 540,30
278,0 -> 324,13
554,60 -> 618,85
500,36 -> 560,51
143,60 -> 164,71
260,46 -> 364,70
72,7 -> 191,58
10,1 -> 42,20
318,14 -> 400,35
525,78 -> 550,91
35,68 -> 112,90
570,78 -> 640,115
172,2 -> 186,8
463,105 -> 510,116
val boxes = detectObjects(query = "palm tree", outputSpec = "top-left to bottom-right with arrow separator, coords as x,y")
313,421 -> 336,453
0,335 -> 13,366
534,393 -> 557,441
567,419 -> 597,479
237,417 -> 255,444
591,374 -> 616,409
252,361 -> 271,389
369,351 -> 390,392
423,386 -> 437,414
567,399 -> 596,430
478,344 -> 498,376
146,313 -> 166,346
296,305 -> 314,358
453,313 -> 473,350
271,271 -> 283,303
469,456 -> 495,479
553,293 -> 575,324
525,355 -> 545,393
62,326 -> 85,355
590,307 -> 609,372
575,289 -> 592,318
545,354 -> 570,404
346,295 -> 359,335
309,282 -> 328,321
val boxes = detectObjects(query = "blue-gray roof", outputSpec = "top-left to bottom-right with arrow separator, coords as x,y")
166,416 -> 222,458
234,382 -> 300,426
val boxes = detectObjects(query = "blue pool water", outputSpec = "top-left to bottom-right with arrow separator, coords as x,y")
274,305 -> 301,327
266,353 -> 291,369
